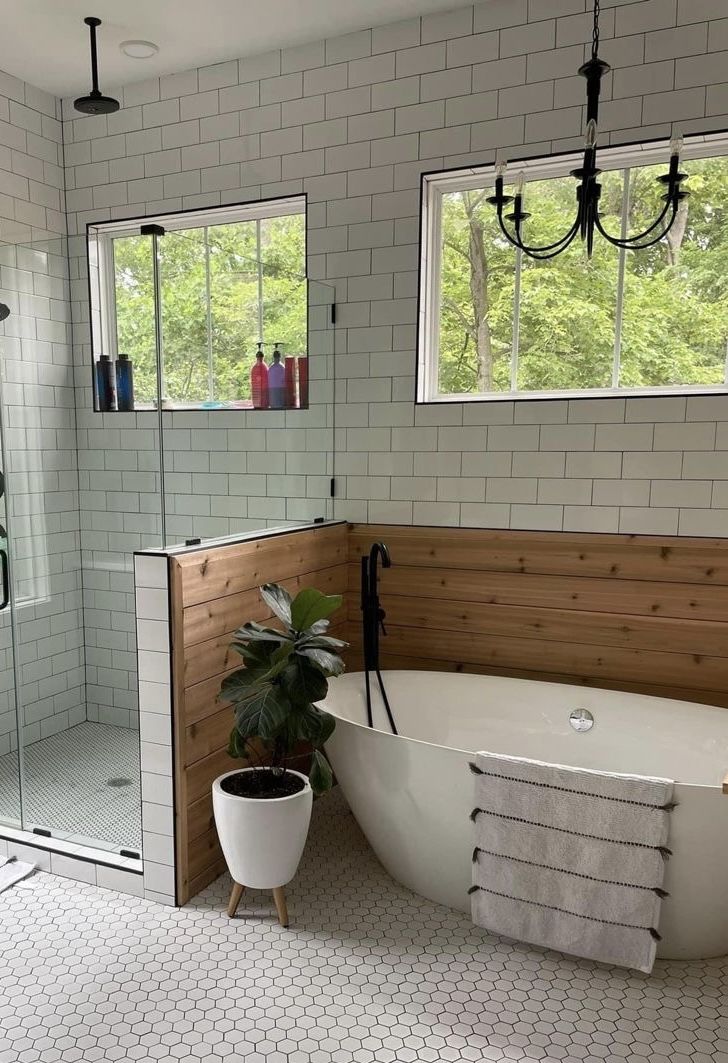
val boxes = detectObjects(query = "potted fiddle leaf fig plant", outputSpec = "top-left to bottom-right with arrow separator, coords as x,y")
212,582 -> 346,925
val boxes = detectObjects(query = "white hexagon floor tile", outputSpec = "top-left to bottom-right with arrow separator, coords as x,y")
1,788 -> 726,1063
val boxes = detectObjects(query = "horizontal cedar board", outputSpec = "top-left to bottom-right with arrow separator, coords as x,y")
186,747 -> 237,806
187,792 -> 215,842
359,623 -> 728,693
346,563 -> 728,623
184,617 -> 347,689
187,825 -> 221,883
176,524 -> 347,606
184,671 -> 236,728
183,564 -> 348,647
188,855 -> 227,902
186,706 -> 233,766
348,525 -> 728,585
346,647 -> 728,709
346,595 -> 728,658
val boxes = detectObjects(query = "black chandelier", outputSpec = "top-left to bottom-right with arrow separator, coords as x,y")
487,0 -> 689,260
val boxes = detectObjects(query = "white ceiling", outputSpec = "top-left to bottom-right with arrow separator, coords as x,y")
0,0 -> 472,99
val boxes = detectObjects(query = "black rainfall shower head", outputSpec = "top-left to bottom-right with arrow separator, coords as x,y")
0,304 -> 10,322
74,17 -> 120,115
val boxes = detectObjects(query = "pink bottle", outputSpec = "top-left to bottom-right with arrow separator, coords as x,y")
251,344 -> 269,409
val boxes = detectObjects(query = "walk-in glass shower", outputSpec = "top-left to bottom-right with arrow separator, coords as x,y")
0,223 -> 334,863
0,233 -> 151,856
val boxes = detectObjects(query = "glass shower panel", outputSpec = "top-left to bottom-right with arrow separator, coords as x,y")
161,278 -> 336,546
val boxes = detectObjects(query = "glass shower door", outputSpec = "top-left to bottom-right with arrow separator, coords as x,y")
0,298 -> 22,833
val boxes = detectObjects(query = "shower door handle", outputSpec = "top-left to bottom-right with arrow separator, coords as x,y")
0,549 -> 9,609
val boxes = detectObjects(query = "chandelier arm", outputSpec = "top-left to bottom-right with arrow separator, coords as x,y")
514,213 -> 582,253
592,194 -> 675,248
497,210 -> 581,257
497,206 -> 581,253
517,224 -> 582,261
594,206 -> 678,251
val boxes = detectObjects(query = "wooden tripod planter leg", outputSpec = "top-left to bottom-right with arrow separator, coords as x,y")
272,886 -> 288,927
227,881 -> 245,918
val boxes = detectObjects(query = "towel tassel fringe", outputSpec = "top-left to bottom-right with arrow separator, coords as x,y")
467,885 -> 480,895
469,761 -> 484,775
649,927 -> 662,941
653,887 -> 670,898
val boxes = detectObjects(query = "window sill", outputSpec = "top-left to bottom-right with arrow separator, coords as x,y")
418,384 -> 728,405
93,402 -> 310,413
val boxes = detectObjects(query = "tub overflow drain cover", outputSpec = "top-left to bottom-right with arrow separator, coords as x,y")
569,708 -> 594,732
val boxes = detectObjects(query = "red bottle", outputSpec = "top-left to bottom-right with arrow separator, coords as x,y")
251,344 -> 269,409
297,356 -> 308,409
284,356 -> 297,408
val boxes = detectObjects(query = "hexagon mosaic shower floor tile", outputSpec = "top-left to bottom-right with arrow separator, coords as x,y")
1,789 -> 726,1063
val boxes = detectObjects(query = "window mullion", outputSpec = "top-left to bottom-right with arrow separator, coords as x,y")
612,167 -> 630,388
511,247 -> 522,393
204,227 -> 214,402
256,219 -> 264,347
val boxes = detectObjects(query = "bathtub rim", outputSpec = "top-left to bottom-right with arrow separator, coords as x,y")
322,669 -> 727,793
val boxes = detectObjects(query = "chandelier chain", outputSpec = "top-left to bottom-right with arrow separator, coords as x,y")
591,0 -> 600,60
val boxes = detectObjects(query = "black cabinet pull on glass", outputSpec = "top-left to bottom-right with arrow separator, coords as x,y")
0,549 -> 10,610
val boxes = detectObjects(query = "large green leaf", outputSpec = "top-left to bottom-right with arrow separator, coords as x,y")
280,658 -> 328,706
219,668 -> 261,703
233,621 -> 293,645
227,728 -> 251,759
290,588 -> 342,633
299,646 -> 345,676
260,583 -> 293,627
297,633 -> 348,650
309,749 -> 334,795
234,685 -> 288,740
318,710 -> 336,745
230,641 -> 277,668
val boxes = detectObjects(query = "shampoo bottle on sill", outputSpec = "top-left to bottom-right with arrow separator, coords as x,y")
115,352 -> 135,411
251,343 -> 269,409
96,354 -> 116,411
268,344 -> 286,409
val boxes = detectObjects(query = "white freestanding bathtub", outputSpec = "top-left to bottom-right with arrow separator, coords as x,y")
322,670 -> 728,960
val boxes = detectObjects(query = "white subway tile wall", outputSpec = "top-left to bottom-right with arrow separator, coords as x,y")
4,1 -> 728,752
134,551 -> 175,905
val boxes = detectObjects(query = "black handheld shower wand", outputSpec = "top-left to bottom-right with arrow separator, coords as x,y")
360,542 -> 397,734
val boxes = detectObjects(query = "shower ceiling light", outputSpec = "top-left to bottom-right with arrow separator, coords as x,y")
120,40 -> 159,59
488,0 -> 689,260
74,16 -> 120,115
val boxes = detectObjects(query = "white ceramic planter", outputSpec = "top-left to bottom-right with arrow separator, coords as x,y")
212,768 -> 313,889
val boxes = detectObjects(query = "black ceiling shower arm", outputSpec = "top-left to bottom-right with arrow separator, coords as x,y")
74,16 -> 120,115
86,16 -> 102,95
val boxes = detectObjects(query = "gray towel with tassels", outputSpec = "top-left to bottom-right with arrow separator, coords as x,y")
470,752 -> 674,973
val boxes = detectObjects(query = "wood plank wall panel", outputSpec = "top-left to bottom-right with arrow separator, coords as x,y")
347,525 -> 728,709
169,523 -> 349,904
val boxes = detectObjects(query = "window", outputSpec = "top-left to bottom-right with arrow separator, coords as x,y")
88,196 -> 307,410
418,135 -> 728,403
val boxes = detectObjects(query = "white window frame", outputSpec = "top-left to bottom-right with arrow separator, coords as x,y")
417,132 -> 728,404
88,195 -> 307,408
